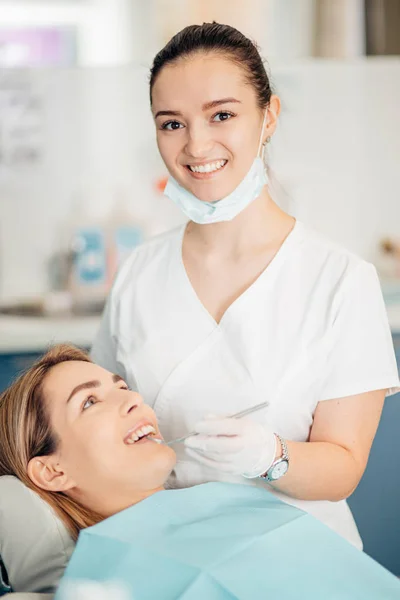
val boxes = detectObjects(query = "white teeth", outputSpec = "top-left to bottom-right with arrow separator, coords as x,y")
189,160 -> 226,173
137,425 -> 154,438
125,424 -> 156,444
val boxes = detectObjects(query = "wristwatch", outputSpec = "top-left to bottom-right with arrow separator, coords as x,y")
260,434 -> 289,482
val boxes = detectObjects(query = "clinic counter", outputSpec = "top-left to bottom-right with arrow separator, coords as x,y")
1,303 -> 400,354
0,314 -> 101,354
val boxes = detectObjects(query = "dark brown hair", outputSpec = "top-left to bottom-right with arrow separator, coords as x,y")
150,22 -> 272,109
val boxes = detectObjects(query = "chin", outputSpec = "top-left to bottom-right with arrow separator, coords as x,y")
188,183 -> 233,204
151,444 -> 177,474
143,454 -> 176,489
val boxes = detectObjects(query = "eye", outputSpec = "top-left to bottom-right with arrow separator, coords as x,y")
82,396 -> 97,411
119,385 -> 131,391
161,120 -> 184,131
212,111 -> 234,123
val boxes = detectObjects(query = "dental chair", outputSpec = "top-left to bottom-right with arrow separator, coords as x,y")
0,477 -> 74,599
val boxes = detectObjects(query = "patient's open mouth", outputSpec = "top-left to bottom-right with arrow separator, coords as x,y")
124,423 -> 158,445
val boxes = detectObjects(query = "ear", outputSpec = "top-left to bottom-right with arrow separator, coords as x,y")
27,455 -> 76,493
265,95 -> 281,140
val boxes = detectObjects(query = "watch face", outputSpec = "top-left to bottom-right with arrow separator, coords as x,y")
270,460 -> 289,480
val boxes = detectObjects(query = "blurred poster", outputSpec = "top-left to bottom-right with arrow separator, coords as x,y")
0,70 -> 43,169
0,28 -> 76,67
0,28 -> 76,174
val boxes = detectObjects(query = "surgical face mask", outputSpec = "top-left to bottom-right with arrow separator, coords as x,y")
164,111 -> 269,225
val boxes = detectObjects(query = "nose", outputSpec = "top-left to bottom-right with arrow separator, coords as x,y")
185,122 -> 213,159
118,390 -> 143,416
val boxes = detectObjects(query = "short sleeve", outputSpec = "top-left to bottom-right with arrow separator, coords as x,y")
90,253 -> 139,389
90,294 -> 119,375
319,262 -> 400,401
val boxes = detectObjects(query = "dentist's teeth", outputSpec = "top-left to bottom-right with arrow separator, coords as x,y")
189,160 -> 226,173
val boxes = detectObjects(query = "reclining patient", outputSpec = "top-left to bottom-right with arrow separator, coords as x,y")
0,345 -> 399,600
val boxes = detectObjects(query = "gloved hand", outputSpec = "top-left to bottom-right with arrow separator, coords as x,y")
184,415 -> 277,478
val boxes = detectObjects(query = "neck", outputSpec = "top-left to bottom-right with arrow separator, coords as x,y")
74,485 -> 165,519
185,186 -> 295,257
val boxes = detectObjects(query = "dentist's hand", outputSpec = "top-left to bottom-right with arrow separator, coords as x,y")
184,415 -> 277,478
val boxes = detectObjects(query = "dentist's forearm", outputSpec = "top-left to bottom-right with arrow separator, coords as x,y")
267,439 -> 363,502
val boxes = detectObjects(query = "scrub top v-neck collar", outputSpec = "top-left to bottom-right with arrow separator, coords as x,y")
176,219 -> 303,328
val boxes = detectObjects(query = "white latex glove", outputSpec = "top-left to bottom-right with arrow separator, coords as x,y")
184,415 -> 277,478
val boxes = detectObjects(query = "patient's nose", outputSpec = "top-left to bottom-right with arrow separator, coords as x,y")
120,390 -> 143,415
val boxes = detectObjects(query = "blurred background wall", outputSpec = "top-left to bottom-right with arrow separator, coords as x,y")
0,0 -> 399,305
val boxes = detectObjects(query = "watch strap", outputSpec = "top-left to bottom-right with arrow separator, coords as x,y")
276,434 -> 289,461
260,434 -> 289,481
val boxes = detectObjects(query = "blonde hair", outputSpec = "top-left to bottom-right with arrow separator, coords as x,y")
0,344 -> 104,540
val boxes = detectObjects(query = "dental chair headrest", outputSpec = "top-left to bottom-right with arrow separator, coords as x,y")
0,476 -> 74,594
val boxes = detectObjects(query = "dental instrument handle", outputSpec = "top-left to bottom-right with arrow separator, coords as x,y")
163,400 -> 269,446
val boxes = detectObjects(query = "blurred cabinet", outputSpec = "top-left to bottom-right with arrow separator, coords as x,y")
348,333 -> 400,575
0,350 -> 89,392
366,0 -> 400,55
0,352 -> 42,392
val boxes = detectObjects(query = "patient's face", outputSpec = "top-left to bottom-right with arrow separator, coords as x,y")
41,360 -> 176,514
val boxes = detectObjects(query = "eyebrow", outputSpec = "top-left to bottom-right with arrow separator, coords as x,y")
154,97 -> 241,119
66,373 -> 124,404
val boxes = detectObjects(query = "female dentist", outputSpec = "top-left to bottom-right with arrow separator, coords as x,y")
91,22 -> 400,549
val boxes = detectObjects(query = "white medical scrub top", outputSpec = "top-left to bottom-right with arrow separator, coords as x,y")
91,220 -> 400,549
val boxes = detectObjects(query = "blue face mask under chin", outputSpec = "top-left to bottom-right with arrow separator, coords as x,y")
163,111 -> 269,225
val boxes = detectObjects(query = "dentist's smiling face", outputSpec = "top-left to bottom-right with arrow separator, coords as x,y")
33,361 -> 176,516
152,53 -> 266,203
